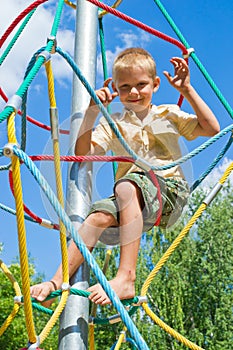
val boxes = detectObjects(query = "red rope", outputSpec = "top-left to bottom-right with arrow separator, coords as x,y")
30,154 -> 162,225
30,154 -> 134,163
86,0 -> 188,55
0,87 -> 69,135
0,0 -> 48,48
8,169 -> 58,230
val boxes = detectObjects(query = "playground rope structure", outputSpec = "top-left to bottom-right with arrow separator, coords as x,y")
0,0 -> 232,349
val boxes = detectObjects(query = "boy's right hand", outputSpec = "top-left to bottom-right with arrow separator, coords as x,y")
90,78 -> 118,107
30,281 -> 56,307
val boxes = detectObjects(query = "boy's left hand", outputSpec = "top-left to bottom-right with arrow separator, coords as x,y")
163,57 -> 190,92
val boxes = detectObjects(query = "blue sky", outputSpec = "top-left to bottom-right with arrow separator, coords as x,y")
0,0 -> 232,280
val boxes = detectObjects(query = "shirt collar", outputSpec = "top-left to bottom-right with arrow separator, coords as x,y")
118,104 -> 169,122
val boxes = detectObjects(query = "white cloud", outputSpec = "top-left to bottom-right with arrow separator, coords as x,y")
201,157 -> 233,189
0,0 -> 75,108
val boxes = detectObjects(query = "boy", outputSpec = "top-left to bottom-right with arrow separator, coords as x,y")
30,48 -> 220,305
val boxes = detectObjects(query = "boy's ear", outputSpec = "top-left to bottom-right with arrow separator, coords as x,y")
153,76 -> 160,92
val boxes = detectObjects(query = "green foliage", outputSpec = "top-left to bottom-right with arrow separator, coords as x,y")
0,259 -> 59,349
1,184 -> 232,349
91,184 -> 233,349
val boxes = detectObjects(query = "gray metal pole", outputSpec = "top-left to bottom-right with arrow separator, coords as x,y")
59,1 -> 98,349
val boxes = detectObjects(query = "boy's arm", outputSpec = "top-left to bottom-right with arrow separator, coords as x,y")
75,78 -> 118,156
163,57 -> 220,137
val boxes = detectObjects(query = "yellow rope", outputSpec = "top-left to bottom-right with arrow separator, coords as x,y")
38,61 -> 70,343
64,0 -> 123,16
0,260 -> 21,336
64,0 -> 76,9
89,324 -> 95,350
142,303 -> 204,350
98,0 -> 123,18
140,161 -> 233,349
7,113 -> 37,344
114,326 -> 127,349
141,203 -> 207,296
219,161 -> 233,184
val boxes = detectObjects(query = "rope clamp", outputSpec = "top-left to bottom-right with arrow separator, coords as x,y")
132,295 -> 148,306
27,336 -> 40,349
40,218 -> 54,229
61,282 -> 70,291
109,313 -> 122,324
47,36 -> 57,54
203,182 -> 223,206
120,330 -> 127,342
88,316 -> 94,325
135,157 -> 151,172
14,295 -> 23,304
3,143 -> 18,158
5,94 -> 22,112
37,50 -> 51,64
49,108 -> 59,140
183,47 -> 195,59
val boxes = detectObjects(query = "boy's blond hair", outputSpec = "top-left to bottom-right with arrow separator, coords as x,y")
112,47 -> 157,81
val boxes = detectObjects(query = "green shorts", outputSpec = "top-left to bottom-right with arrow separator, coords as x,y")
88,172 -> 189,245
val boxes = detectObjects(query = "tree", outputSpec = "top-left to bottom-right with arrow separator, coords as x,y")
90,183 -> 233,349
0,256 -> 59,350
1,184 -> 232,349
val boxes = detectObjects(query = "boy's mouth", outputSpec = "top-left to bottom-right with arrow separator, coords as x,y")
127,99 -> 141,103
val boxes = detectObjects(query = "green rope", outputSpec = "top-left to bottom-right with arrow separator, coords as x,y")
98,17 -> 118,178
153,0 -> 233,120
30,289 -> 139,324
0,10 -> 36,66
0,0 -> 65,125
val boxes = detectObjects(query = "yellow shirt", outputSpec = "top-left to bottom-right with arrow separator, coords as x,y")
91,104 -> 198,180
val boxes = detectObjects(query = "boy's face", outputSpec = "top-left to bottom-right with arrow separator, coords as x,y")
112,66 -> 160,119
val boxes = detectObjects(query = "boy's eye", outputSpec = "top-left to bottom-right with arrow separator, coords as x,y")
138,82 -> 147,87
120,85 -> 130,90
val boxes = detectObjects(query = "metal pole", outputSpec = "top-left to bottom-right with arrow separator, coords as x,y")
59,1 -> 98,349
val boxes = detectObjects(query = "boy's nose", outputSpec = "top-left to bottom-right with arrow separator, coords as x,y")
129,86 -> 139,94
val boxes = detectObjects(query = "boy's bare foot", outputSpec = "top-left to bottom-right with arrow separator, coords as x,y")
87,271 -> 135,305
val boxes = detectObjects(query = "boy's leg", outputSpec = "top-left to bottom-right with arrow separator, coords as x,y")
30,211 -> 116,303
88,180 -> 143,305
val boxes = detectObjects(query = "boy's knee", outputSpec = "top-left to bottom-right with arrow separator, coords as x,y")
115,180 -> 137,202
87,211 -> 116,228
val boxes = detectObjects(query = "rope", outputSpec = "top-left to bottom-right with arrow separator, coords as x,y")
98,0 -> 123,18
1,1 -> 232,348
0,0 -> 65,125
153,0 -> 233,120
13,146 -> 150,350
56,46 -> 233,173
86,0 -> 188,54
191,133 -> 233,191
0,87 -> 69,134
98,17 -> 118,177
140,162 -> 233,349
7,114 -> 37,343
0,260 -> 22,336
38,60 -> 70,344
0,0 -> 48,48
0,11 -> 36,66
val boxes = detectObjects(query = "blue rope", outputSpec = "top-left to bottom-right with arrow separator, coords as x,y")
191,133 -> 233,191
56,47 -> 139,160
0,202 -> 36,223
111,337 -> 138,349
56,47 -> 233,172
13,146 -> 149,350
